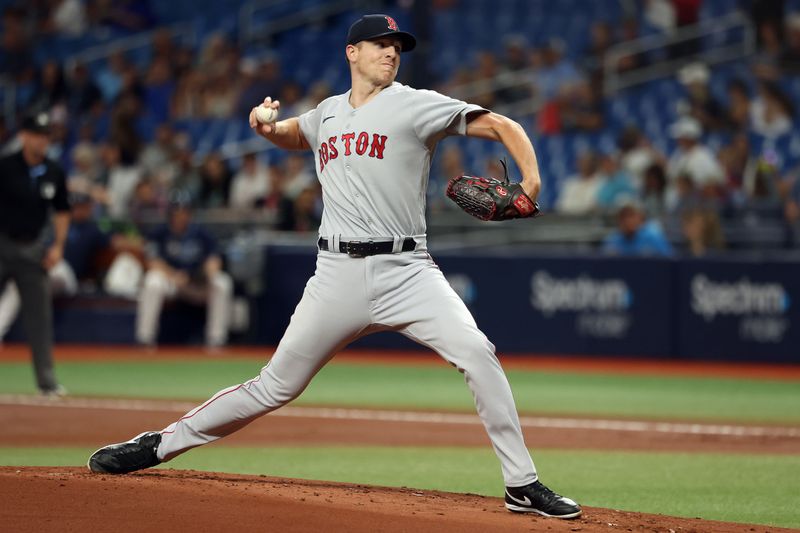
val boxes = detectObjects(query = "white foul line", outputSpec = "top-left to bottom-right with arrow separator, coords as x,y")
1,394 -> 798,439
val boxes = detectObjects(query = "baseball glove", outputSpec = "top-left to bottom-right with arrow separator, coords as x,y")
445,160 -> 540,221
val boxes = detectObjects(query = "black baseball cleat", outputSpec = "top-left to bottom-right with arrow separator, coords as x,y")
88,432 -> 162,474
505,480 -> 582,519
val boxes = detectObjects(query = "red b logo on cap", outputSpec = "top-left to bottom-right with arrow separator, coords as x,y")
385,16 -> 398,31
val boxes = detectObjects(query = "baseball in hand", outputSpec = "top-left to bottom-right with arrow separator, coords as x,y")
255,106 -> 278,124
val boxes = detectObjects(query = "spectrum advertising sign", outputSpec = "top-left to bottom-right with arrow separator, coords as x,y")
523,258 -> 674,356
676,260 -> 798,361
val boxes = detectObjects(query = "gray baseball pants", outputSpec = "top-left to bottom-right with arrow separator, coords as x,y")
0,234 -> 58,391
157,250 -> 537,486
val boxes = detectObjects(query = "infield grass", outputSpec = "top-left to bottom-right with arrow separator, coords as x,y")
0,358 -> 799,423
2,446 -> 798,529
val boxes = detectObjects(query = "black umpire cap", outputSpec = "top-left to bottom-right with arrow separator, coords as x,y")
347,14 -> 416,52
20,112 -> 52,135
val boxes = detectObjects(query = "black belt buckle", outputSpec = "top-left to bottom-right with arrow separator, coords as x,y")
345,239 -> 373,258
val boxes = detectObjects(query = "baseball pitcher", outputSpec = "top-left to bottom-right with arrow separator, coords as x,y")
89,14 -> 581,520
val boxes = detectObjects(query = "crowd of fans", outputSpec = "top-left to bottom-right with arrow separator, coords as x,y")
429,0 -> 800,255
2,0 -> 800,261
1,2 -> 328,236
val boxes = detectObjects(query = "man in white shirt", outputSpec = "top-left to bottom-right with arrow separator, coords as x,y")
229,152 -> 270,209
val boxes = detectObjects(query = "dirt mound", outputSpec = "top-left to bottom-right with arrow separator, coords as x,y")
0,467 -> 792,533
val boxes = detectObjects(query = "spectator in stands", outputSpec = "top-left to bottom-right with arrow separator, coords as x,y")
288,186 -> 323,233
230,152 -> 270,210
750,80 -> 794,138
666,117 -> 725,198
717,133 -> 753,205
96,51 -> 130,103
67,142 -> 101,194
617,18 -> 645,72
171,69 -> 204,119
617,126 -> 662,190
428,145 -> 465,212
139,123 -> 179,189
468,51 -> 500,109
129,176 -> 167,225
751,16 -> 785,80
96,142 -> 143,220
641,162 -> 668,218
781,13 -> 800,74
725,79 -> 751,132
748,0 -> 786,48
532,39 -> 582,101
500,34 -> 529,73
496,35 -> 533,104
666,173 -> 701,215
602,199 -> 673,257
150,27 -> 182,76
681,206 -> 725,256
295,81 -> 332,116
582,21 -> 613,78
277,82 -> 304,119
560,79 -> 605,133
203,72 -> 239,119
744,152 -> 783,202
555,151 -> 602,215
46,110 -> 70,165
28,61 -> 68,114
263,163 -> 296,230
596,154 -> 638,212
171,133 -> 202,201
45,0 -> 88,37
440,145 -> 465,179
135,192 -> 233,348
0,7 -> 35,82
644,0 -> 676,34
282,154 -> 315,200
66,63 -> 104,117
235,56 -> 284,119
198,152 -> 232,208
677,62 -> 726,131
198,32 -> 233,77
143,57 -> 175,123
110,92 -> 144,164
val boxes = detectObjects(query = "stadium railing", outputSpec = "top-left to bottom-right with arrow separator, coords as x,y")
603,10 -> 756,94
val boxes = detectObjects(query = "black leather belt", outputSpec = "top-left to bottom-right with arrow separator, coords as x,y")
318,237 -> 416,257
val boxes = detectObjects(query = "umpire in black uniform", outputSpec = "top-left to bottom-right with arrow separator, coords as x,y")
0,112 -> 70,395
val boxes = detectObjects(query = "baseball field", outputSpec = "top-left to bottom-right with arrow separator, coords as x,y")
1,344 -> 798,532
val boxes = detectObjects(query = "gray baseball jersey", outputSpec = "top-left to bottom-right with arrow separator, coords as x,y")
156,83 -> 538,488
299,82 -> 483,241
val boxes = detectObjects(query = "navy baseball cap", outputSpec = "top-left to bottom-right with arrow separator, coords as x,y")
347,14 -> 416,52
20,112 -> 52,134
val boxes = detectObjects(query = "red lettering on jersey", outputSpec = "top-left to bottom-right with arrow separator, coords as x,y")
319,143 -> 329,172
318,131 -> 389,172
385,16 -> 398,31
355,132 -> 369,155
328,136 -> 339,160
341,132 -> 355,155
369,134 -> 387,159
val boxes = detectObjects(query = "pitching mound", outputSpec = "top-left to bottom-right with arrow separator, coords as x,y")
1,467 -> 791,533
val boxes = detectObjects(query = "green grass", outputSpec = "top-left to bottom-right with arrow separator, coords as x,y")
3,446 -> 799,529
1,359 -> 798,423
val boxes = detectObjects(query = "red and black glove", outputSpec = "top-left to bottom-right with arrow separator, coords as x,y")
445,160 -> 540,221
